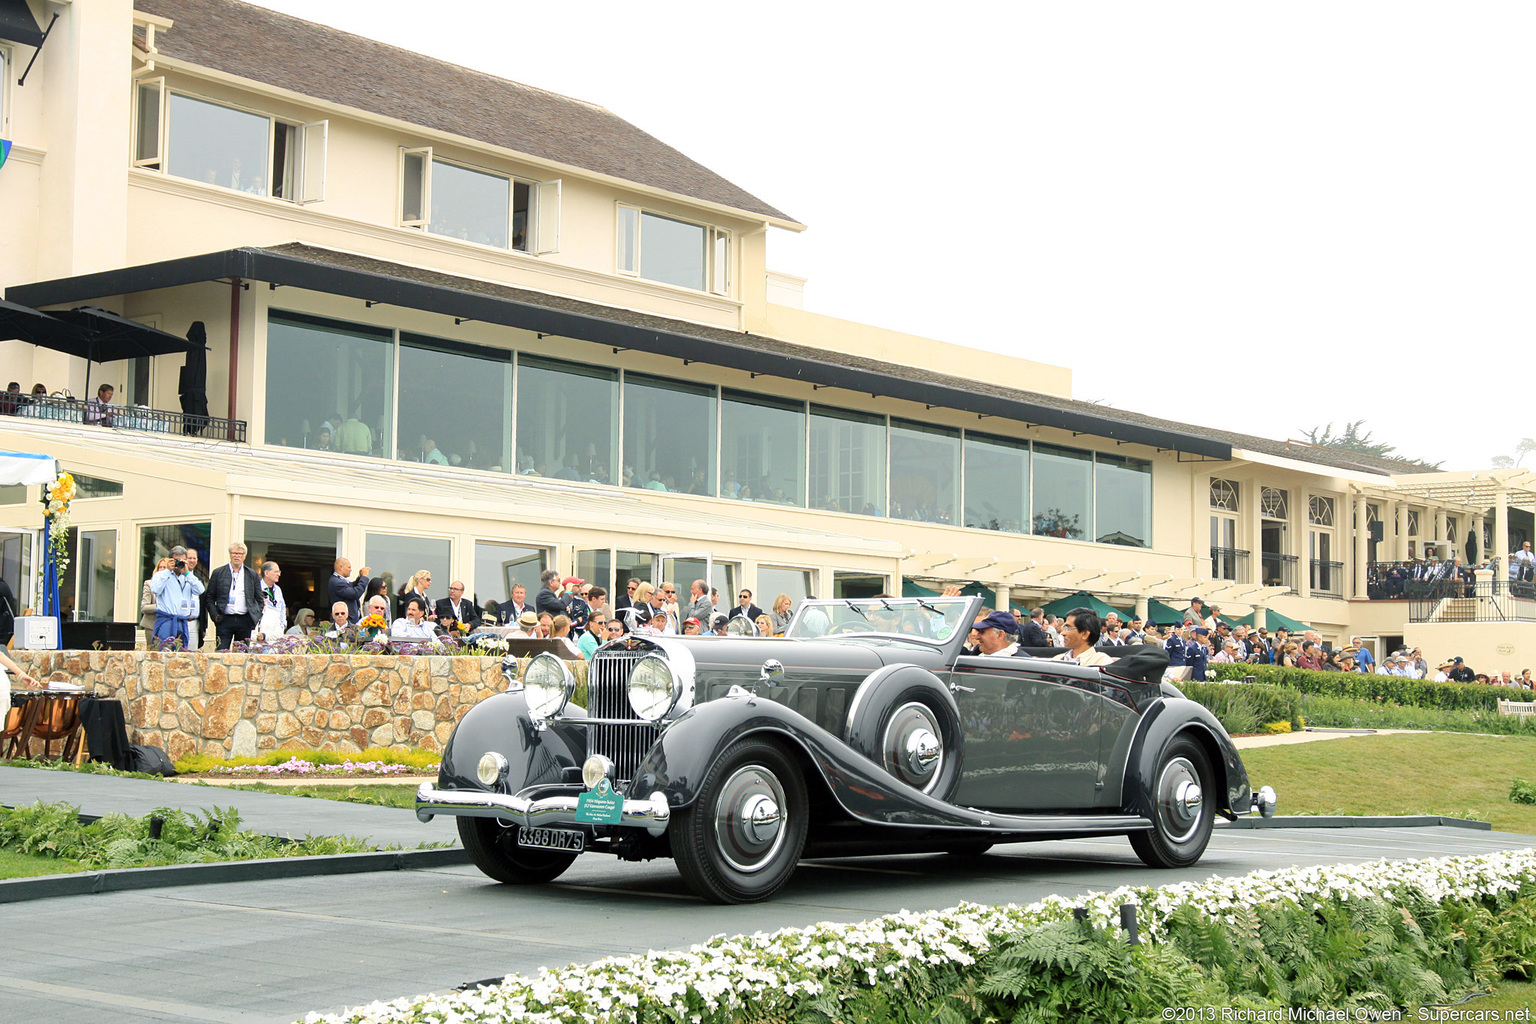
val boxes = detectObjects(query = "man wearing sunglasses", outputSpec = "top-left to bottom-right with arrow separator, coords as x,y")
726,588 -> 763,624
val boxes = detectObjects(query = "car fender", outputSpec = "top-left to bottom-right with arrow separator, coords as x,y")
438,692 -> 587,794
1121,697 -> 1252,819
844,663 -> 964,799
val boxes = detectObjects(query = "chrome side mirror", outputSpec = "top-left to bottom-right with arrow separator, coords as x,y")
759,659 -> 784,685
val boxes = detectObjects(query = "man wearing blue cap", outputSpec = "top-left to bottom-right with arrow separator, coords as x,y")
971,609 -> 1020,656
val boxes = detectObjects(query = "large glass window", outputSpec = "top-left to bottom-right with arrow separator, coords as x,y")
964,433 -> 1028,533
515,356 -> 617,484
639,212 -> 705,290
166,93 -> 271,195
720,391 -> 805,505
398,335 -> 511,472
366,533 -> 451,619
832,571 -> 887,599
758,566 -> 814,608
60,529 -> 116,622
242,521 -> 341,626
72,474 -> 123,499
265,312 -> 394,457
1032,443 -> 1092,540
474,541 -> 548,615
1094,454 -> 1151,547
889,420 -> 959,524
0,531 -> 31,612
623,374 -> 715,494
430,160 -> 513,249
140,524 -> 211,591
809,406 -> 885,516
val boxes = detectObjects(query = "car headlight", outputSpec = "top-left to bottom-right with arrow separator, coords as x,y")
628,655 -> 680,722
477,751 -> 508,787
523,653 -> 574,721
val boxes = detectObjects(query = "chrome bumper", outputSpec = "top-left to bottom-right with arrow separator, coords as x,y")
415,782 -> 671,836
1249,785 -> 1278,817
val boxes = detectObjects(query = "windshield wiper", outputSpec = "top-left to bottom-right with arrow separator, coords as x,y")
843,601 -> 869,621
915,599 -> 939,614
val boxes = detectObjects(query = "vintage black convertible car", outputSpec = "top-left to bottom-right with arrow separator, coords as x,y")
416,596 -> 1277,903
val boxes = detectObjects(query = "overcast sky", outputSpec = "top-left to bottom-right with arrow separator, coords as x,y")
260,1 -> 1531,472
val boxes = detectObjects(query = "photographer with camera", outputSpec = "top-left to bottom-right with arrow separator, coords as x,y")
149,548 -> 206,648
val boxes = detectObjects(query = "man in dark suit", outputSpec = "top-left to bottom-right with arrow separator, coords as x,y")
535,569 -> 565,616
1018,607 -> 1051,648
327,557 -> 371,623
206,542 -> 261,650
435,580 -> 478,629
496,583 -> 533,626
726,588 -> 764,623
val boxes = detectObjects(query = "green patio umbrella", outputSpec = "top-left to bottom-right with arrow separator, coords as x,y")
1230,608 -> 1309,632
1038,590 -> 1134,620
1144,599 -> 1186,625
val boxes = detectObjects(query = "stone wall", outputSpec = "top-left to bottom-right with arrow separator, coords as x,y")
11,650 -> 508,762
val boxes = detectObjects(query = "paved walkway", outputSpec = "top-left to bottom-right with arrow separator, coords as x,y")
0,767 -> 457,849
1230,727 -> 1428,749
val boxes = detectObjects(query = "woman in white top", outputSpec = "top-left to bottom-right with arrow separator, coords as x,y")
391,596 -> 438,640
286,607 -> 316,636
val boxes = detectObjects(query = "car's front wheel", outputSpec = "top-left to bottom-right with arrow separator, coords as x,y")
458,816 -> 578,884
672,738 -> 808,904
1129,736 -> 1215,868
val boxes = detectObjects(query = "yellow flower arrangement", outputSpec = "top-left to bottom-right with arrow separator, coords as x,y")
358,614 -> 388,630
40,470 -> 75,583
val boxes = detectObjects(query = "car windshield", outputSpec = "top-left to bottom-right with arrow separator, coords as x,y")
785,597 -> 974,644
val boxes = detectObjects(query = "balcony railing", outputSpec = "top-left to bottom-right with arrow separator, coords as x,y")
1260,552 -> 1297,592
1210,547 -> 1250,584
1409,578 -> 1536,623
1309,559 -> 1344,599
1,394 -> 246,442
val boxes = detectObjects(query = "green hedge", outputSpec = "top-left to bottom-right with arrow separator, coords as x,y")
1207,662 -> 1527,712
1181,681 -> 1304,734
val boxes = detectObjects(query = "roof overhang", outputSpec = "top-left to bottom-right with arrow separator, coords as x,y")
5,246 -> 1232,459
0,0 -> 44,48
1367,469 -> 1536,513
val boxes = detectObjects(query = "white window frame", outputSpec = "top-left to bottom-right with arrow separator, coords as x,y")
0,44 -> 12,138
134,87 -> 326,203
615,203 -> 733,296
399,147 -> 548,253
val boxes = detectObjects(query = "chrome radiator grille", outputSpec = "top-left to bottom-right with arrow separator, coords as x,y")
588,647 -> 660,782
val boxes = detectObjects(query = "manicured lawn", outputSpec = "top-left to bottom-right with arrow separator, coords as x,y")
1240,733 -> 1536,834
0,847 -> 85,880
219,782 -> 418,810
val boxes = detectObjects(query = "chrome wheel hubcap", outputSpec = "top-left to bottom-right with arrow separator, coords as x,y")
1157,757 -> 1204,844
712,765 -> 788,873
883,702 -> 945,792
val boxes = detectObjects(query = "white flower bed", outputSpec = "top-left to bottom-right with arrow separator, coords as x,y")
301,849 -> 1536,1024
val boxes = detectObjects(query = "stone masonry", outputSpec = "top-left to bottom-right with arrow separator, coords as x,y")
11,650 -> 513,762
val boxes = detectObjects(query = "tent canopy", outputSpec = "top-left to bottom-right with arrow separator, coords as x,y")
1231,608 -> 1309,632
1039,591 -> 1133,620
0,450 -> 59,486
1145,599 -> 1187,625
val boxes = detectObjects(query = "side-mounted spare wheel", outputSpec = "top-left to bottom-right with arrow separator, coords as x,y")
671,737 -> 809,904
846,666 -> 963,801
458,816 -> 578,885
1129,735 -> 1215,868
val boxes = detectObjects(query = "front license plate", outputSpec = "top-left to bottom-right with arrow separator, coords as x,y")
517,826 -> 584,852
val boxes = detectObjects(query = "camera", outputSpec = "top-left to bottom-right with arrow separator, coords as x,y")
174,559 -> 186,571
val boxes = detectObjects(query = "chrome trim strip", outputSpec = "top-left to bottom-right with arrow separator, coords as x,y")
415,782 -> 670,836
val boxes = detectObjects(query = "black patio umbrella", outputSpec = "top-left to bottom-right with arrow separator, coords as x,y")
178,321 -> 210,434
11,304 -> 196,395
0,296 -> 79,349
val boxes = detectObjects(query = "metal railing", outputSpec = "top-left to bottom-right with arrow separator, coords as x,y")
1364,560 -> 1498,600
1260,552 -> 1297,592
1409,577 -> 1536,623
1209,547 -> 1250,584
0,394 -> 246,442
1309,559 -> 1344,599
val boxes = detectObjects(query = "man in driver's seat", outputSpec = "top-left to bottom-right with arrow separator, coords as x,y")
971,610 -> 1020,657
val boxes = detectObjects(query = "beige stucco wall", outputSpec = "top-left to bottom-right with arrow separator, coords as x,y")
1403,622 -> 1536,677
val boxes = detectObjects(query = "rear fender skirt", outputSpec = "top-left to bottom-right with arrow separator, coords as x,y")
1122,698 -> 1252,820
437,692 -> 587,794
633,695 -> 1150,836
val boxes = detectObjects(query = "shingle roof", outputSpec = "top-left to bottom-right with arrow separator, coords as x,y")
133,0 -> 795,224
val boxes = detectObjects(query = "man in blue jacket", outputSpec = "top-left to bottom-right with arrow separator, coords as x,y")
327,557 -> 370,623
150,557 -> 205,648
